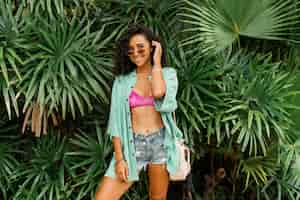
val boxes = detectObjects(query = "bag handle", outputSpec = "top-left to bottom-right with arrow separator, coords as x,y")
172,111 -> 176,125
185,147 -> 190,164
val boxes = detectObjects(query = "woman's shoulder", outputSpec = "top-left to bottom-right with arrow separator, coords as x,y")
162,67 -> 177,78
163,67 -> 177,73
113,74 -> 125,84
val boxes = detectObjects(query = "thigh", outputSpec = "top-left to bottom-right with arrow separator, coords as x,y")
94,176 -> 134,200
147,163 -> 169,200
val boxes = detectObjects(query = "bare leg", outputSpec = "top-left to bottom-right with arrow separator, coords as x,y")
94,176 -> 134,200
148,163 -> 169,200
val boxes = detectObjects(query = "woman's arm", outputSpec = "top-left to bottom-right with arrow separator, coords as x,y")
151,40 -> 166,98
112,136 -> 123,161
151,64 -> 166,99
152,67 -> 178,113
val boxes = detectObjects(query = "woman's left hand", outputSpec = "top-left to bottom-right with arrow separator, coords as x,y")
152,40 -> 162,67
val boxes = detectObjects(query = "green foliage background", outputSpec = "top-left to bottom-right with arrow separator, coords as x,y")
0,0 -> 300,199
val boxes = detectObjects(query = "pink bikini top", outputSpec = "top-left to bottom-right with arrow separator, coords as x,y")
129,89 -> 155,108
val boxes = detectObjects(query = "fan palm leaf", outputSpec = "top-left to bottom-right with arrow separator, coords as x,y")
65,123 -> 112,199
17,16 -> 117,136
22,0 -> 79,19
204,51 -> 300,156
0,125 -> 23,200
11,130 -> 72,200
261,137 -> 300,199
0,1 -> 28,119
179,0 -> 300,55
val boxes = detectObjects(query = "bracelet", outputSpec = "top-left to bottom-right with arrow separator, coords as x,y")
115,159 -> 124,165
152,67 -> 162,72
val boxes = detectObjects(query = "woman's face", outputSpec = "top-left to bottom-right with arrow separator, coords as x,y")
127,34 -> 152,68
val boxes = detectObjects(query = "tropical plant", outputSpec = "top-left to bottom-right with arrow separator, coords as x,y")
20,0 -> 78,19
0,1 -> 28,119
167,45 -> 224,152
65,122 -> 149,200
65,123 -> 112,199
217,51 -> 299,156
75,0 -> 183,66
176,50 -> 300,199
0,111 -> 23,200
179,0 -> 300,56
11,130 -> 72,200
261,136 -> 300,199
16,15 -> 117,136
1,0 -> 300,199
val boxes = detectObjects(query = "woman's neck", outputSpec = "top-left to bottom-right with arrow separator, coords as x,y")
136,63 -> 153,75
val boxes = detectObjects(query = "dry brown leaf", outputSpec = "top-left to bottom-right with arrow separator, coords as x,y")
22,105 -> 33,134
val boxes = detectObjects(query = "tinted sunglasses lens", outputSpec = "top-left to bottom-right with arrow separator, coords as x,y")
137,49 -> 145,54
127,48 -> 145,56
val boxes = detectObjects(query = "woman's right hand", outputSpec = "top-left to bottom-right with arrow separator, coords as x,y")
115,159 -> 128,182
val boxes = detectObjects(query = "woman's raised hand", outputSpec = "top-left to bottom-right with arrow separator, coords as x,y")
152,40 -> 162,67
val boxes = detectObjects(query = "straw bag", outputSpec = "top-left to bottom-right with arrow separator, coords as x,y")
170,111 -> 191,181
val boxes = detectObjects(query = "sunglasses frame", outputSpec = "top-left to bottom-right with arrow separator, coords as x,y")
127,47 -> 146,56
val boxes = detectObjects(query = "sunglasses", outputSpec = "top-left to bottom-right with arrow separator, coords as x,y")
127,47 -> 146,56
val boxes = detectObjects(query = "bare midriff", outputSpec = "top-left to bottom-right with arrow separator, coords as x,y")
130,105 -> 164,135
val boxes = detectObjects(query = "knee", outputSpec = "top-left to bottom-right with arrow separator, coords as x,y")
95,190 -> 113,200
94,185 -> 109,200
94,188 -> 102,200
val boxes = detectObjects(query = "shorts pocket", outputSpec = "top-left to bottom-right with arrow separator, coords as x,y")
134,139 -> 146,159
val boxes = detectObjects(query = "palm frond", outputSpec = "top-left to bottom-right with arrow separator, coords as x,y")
179,0 -> 300,55
17,16 -> 115,136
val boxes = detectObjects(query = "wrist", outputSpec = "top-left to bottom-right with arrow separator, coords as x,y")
153,63 -> 162,68
152,65 -> 162,72
115,151 -> 123,161
115,159 -> 124,166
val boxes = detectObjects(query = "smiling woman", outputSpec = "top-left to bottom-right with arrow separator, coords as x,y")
94,24 -> 184,200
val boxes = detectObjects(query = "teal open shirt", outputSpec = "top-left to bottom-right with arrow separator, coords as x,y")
104,67 -> 183,181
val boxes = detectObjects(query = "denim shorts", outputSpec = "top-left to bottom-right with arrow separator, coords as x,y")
133,127 -> 167,173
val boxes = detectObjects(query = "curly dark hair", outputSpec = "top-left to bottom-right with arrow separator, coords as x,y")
112,24 -> 167,76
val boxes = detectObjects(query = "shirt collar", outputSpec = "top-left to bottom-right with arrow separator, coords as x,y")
129,68 -> 137,77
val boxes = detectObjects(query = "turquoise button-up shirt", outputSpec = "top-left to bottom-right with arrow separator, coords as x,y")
104,67 -> 183,181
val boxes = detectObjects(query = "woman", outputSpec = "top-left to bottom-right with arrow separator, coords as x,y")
95,24 -> 183,200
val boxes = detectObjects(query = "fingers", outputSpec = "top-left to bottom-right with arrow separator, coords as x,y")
116,169 -> 123,181
125,166 -> 129,180
121,165 -> 128,182
152,40 -> 160,46
117,167 -> 128,182
125,166 -> 129,178
151,40 -> 162,55
122,170 -> 127,182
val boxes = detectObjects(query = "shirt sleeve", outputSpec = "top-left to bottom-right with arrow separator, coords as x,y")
106,76 -> 122,140
154,67 -> 178,113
